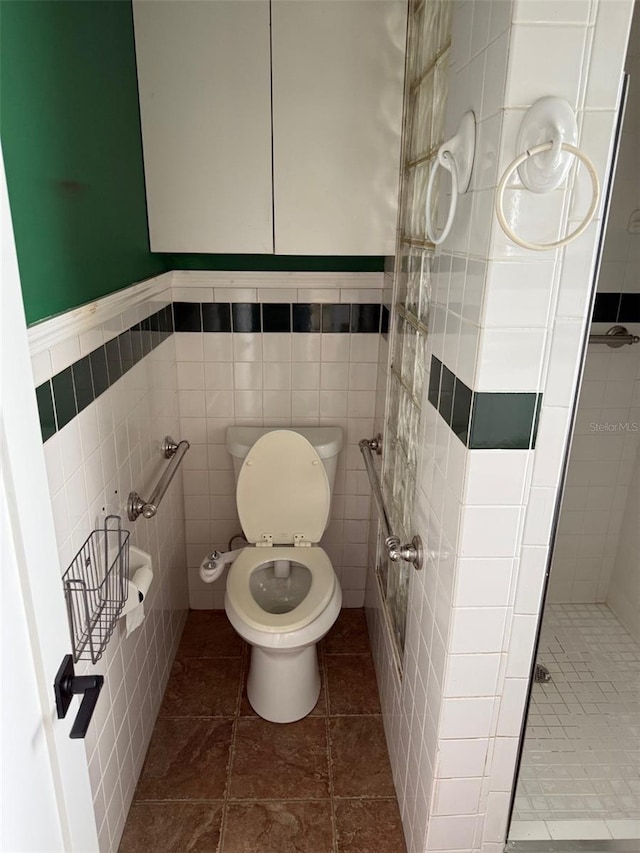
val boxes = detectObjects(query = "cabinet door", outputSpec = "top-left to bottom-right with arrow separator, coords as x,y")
133,0 -> 273,253
271,0 -> 407,256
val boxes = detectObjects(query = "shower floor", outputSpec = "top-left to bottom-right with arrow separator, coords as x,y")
119,609 -> 406,853
510,604 -> 640,843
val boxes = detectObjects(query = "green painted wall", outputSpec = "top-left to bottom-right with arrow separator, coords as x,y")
1,0 -> 384,326
1,0 -> 167,326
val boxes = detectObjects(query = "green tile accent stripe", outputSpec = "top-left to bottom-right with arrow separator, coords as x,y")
35,381 -> 56,443
164,254 -> 385,273
428,355 -> 541,450
34,300 -> 386,444
593,291 -> 640,324
35,306 -> 173,445
172,302 -> 382,334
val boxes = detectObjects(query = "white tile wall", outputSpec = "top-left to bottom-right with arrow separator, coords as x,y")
366,1 -> 636,851
31,276 -> 188,853
607,440 -> 640,643
173,271 -> 384,609
548,9 -> 640,607
548,334 -> 640,602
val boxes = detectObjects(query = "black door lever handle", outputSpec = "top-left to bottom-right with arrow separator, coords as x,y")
54,655 -> 104,739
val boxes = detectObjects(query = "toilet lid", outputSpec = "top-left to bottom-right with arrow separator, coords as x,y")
237,430 -> 330,545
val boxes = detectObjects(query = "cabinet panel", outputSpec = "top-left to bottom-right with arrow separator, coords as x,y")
133,0 -> 273,254
271,0 -> 407,256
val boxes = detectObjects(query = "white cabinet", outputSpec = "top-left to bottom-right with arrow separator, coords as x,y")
133,0 -> 273,254
134,0 -> 406,256
271,1 -> 407,256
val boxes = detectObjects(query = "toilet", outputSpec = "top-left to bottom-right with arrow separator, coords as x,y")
224,426 -> 343,723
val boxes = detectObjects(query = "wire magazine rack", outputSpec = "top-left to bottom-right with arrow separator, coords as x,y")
62,515 -> 130,663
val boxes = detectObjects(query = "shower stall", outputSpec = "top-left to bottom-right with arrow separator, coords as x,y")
509,4 -> 640,846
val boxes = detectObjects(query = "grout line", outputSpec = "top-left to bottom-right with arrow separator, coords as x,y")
322,648 -> 340,853
224,796 -> 399,803
217,645 -> 248,852
124,612 -> 402,848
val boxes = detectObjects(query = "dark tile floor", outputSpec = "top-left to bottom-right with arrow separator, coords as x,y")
120,609 -> 406,853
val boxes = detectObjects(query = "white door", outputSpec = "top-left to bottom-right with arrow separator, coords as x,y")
0,149 -> 98,851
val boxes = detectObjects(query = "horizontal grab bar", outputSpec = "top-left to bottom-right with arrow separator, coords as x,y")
589,325 -> 639,348
359,435 -> 423,570
128,436 -> 190,521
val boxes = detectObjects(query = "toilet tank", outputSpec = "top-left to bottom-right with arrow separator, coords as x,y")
226,426 -> 343,494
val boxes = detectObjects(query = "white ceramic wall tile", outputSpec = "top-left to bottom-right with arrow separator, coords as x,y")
460,506 -> 523,557
204,333 -> 233,362
214,287 -> 258,303
33,283 -> 187,853
504,24 -> 587,109
464,450 -> 531,505
49,335 -> 82,374
262,333 -> 292,362
475,327 -> 547,391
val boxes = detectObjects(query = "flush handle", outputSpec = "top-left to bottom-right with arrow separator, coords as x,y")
54,654 -> 104,739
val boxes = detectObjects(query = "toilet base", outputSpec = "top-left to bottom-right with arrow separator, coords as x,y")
247,644 -> 320,723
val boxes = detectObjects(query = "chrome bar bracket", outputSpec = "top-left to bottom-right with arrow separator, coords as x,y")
359,435 -> 423,570
388,535 -> 424,571
363,433 -> 383,455
162,436 -> 180,458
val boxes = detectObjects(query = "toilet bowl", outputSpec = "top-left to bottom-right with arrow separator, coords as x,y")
224,428 -> 343,723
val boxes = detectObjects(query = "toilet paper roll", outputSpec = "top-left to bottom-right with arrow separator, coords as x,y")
121,566 -> 154,637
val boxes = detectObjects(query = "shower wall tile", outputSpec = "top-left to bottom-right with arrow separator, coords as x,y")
548,19 -> 640,609
548,333 -> 640,603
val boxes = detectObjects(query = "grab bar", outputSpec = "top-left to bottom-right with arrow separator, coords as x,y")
359,434 -> 423,570
127,436 -> 190,521
589,325 -> 640,348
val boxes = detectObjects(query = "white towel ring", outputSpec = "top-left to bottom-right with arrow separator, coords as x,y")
425,150 -> 459,245
496,141 -> 600,251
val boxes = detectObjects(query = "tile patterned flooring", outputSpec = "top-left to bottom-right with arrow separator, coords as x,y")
120,609 -> 406,852
510,604 -> 640,843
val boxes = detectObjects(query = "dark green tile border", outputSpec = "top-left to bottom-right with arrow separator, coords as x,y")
469,392 -> 540,450
593,291 -> 640,323
36,299 -> 385,445
35,381 -> 56,442
37,305 -> 173,445
428,355 -> 541,450
172,302 -> 383,335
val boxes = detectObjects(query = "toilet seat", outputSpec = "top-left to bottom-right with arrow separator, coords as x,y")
226,546 -> 335,633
